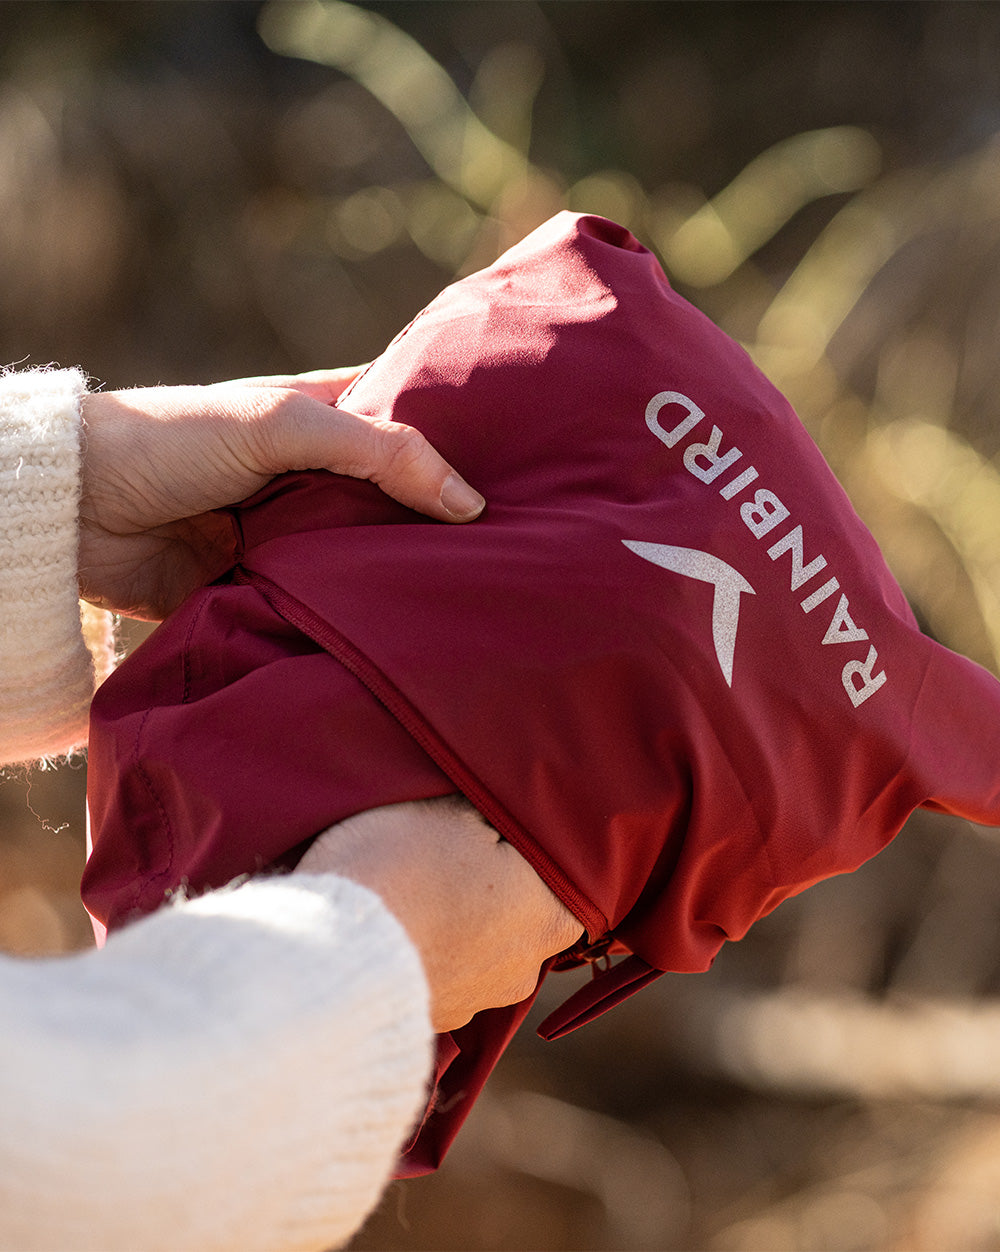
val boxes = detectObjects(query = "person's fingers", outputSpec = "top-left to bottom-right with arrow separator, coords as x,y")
78,511 -> 236,621
249,396 -> 486,523
359,416 -> 487,522
223,367 -> 367,404
218,376 -> 486,521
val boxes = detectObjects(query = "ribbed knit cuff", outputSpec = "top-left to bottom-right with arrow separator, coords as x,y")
0,872 -> 433,1252
0,367 -> 115,764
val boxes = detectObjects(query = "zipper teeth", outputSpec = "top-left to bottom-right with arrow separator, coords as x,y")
236,566 -> 607,938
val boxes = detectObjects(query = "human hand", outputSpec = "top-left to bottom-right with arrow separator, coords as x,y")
296,797 -> 584,1034
78,368 -> 485,620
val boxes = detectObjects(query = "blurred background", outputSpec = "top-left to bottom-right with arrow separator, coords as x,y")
5,2 -> 1000,1248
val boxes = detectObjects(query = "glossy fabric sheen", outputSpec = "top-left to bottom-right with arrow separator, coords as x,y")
86,213 -> 1000,1172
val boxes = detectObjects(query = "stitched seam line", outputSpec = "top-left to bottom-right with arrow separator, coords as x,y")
234,566 -> 608,939
126,705 -> 175,912
181,591 -> 211,705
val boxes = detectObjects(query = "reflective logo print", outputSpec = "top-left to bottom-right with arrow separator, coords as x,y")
641,390 -> 887,708
623,541 -> 754,687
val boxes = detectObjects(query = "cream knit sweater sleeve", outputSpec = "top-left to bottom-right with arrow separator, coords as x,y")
0,369 -> 435,1250
0,366 -> 115,764
0,873 -> 434,1252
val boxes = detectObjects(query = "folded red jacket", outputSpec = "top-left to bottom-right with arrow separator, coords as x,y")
85,212 -> 1000,1173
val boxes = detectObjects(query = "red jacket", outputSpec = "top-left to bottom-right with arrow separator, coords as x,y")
85,212 -> 1000,1172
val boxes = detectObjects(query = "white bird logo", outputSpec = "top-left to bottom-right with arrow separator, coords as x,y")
622,540 -> 755,687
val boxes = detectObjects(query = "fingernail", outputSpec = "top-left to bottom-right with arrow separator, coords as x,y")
440,472 -> 486,520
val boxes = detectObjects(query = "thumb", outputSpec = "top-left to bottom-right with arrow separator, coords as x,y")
247,393 -> 486,524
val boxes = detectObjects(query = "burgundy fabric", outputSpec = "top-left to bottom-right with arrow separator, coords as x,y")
85,212 -> 1000,1172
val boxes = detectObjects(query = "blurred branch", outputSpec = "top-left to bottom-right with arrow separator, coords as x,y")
866,419 -> 1000,672
654,127 -> 882,288
458,1089 -> 691,1251
258,0 -> 527,210
675,986 -> 1000,1102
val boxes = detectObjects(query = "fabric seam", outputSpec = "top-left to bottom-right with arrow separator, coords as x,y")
234,566 -> 608,940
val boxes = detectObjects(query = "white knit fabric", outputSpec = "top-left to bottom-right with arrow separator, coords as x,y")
0,874 -> 433,1251
0,366 -> 115,762
0,371 -> 435,1249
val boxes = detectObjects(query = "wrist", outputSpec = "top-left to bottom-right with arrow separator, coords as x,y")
298,798 -> 583,1033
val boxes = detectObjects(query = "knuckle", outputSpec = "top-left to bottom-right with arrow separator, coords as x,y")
234,388 -> 305,469
368,419 -> 429,483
